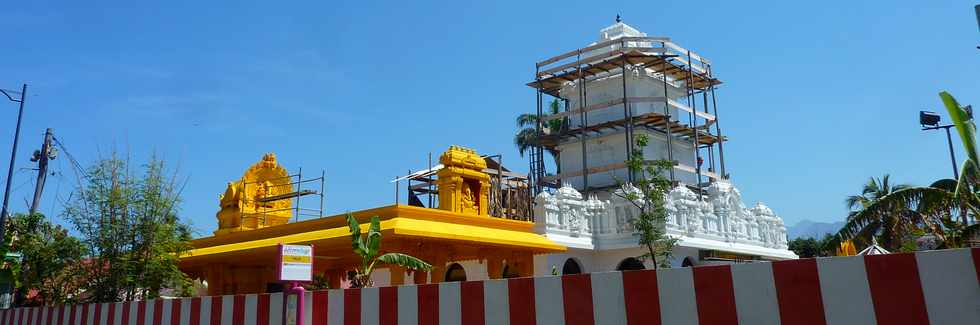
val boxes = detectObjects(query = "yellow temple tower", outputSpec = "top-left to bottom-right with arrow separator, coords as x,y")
437,145 -> 490,216
214,153 -> 294,235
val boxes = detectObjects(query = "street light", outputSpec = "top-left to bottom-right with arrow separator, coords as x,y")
0,84 -> 27,243
920,110 -> 959,179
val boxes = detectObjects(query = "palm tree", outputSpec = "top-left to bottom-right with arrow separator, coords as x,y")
833,92 -> 980,250
346,214 -> 431,287
838,175 -> 921,250
844,175 -> 911,213
515,99 -> 568,172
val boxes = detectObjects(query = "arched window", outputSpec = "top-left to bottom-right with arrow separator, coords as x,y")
562,258 -> 582,275
502,264 -> 521,278
681,257 -> 695,267
616,257 -> 645,271
444,263 -> 467,282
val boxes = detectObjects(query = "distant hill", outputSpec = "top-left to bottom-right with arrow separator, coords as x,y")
788,219 -> 845,239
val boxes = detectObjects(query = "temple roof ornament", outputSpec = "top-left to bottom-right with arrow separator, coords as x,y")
556,185 -> 583,200
437,146 -> 490,216
214,153 -> 294,235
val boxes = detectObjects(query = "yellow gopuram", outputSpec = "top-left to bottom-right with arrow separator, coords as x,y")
214,153 -> 293,235
180,147 -> 564,295
437,145 -> 489,215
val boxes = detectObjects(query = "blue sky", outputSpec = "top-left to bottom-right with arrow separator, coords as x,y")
1,1 -> 978,237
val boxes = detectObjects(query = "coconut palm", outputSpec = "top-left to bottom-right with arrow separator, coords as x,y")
346,214 -> 431,287
833,92 -> 980,250
514,99 -> 568,171
844,175 -> 911,213
837,175 -> 921,250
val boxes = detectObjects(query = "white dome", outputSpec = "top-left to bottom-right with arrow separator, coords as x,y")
556,185 -> 583,200
535,191 -> 553,200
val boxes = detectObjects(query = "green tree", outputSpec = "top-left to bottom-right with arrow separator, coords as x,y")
346,214 -> 431,287
1,213 -> 86,306
832,92 -> 980,250
837,174 -> 922,250
514,99 -> 568,172
63,155 -> 193,302
788,234 -> 834,258
615,134 -> 678,269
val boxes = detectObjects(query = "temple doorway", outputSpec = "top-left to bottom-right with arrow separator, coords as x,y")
502,264 -> 521,278
444,263 -> 467,282
562,258 -> 582,275
616,257 -> 645,271
681,257 -> 695,267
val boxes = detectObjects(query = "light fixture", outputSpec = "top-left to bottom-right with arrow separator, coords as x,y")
919,111 -> 941,127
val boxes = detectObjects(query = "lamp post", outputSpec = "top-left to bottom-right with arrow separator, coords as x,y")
920,110 -> 959,180
0,84 -> 27,243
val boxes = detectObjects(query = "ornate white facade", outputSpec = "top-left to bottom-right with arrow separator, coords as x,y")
533,181 -> 795,272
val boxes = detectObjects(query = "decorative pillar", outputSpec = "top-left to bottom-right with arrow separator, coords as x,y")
479,181 -> 491,216
510,251 -> 533,277
486,256 -> 504,279
412,270 -> 428,285
326,269 -> 343,290
206,264 -> 226,296
389,266 -> 405,286
429,252 -> 448,284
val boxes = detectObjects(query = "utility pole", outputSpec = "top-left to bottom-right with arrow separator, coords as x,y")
0,84 -> 27,242
29,128 -> 56,215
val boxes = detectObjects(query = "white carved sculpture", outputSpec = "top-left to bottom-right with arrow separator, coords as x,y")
699,199 -> 720,236
665,186 -> 704,235
534,191 -> 559,229
534,181 -> 790,251
585,195 -> 604,234
556,185 -> 584,234
611,185 -> 642,234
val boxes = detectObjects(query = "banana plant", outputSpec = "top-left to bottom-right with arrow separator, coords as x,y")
831,92 -> 979,250
940,91 -> 980,218
346,214 -> 431,287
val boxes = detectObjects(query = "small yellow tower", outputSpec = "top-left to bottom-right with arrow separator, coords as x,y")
214,153 -> 293,235
837,240 -> 857,256
437,146 -> 490,216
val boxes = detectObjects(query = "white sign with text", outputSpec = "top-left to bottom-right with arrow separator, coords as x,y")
279,244 -> 313,282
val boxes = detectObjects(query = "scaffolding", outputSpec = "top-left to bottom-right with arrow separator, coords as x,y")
527,34 -> 727,196
240,169 -> 326,225
393,154 -> 533,222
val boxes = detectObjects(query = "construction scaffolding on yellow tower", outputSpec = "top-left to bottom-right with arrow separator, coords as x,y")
395,147 -> 533,221
180,148 -> 563,295
214,153 -> 324,235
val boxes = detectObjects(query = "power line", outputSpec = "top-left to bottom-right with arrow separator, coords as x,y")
47,158 -> 64,216
52,136 -> 87,181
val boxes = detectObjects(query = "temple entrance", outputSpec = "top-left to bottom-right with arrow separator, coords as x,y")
562,258 -> 582,275
444,263 -> 467,282
616,257 -> 645,271
681,257 -> 695,267
502,264 -> 521,278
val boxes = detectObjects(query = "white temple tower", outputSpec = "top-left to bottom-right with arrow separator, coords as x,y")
527,20 -> 795,272
528,19 -> 725,194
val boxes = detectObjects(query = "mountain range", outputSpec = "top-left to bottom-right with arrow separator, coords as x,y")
787,219 -> 845,239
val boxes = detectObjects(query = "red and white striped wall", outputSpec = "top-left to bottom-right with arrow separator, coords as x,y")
0,293 -> 285,325
3,248 -> 979,324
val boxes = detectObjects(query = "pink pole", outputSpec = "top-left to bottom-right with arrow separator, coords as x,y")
288,282 -> 305,325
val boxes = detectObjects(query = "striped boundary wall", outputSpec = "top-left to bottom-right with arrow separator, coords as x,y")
1,248 -> 978,325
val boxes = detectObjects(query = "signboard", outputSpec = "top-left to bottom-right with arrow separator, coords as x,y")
278,244 -> 313,282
